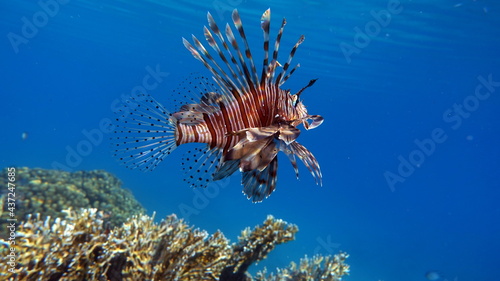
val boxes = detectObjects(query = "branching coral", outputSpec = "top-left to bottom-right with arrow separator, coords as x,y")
0,209 -> 349,281
1,208 -> 231,280
220,215 -> 298,280
254,253 -> 350,281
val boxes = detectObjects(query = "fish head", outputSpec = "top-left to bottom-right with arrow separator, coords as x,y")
289,97 -> 324,130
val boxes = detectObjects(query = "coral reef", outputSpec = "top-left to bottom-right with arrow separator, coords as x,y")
220,216 -> 298,280
0,208 -> 349,281
254,253 -> 349,281
0,167 -> 145,238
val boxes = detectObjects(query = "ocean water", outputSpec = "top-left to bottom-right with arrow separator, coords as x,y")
2,0 -> 500,280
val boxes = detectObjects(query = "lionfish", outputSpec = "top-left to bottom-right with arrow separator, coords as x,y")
112,9 -> 324,202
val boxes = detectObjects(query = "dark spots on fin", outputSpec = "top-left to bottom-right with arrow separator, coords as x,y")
111,93 -> 177,171
181,146 -> 222,188
168,75 -> 221,113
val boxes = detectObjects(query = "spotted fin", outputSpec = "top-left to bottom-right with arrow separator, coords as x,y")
111,93 -> 177,171
167,76 -> 222,112
181,146 -> 222,188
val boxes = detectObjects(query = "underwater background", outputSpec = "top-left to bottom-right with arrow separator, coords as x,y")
1,0 -> 499,280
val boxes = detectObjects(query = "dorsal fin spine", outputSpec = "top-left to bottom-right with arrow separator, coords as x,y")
207,12 -> 249,93
276,35 -> 305,86
225,23 -> 255,93
232,10 -> 260,89
260,9 -> 271,88
204,26 -> 246,93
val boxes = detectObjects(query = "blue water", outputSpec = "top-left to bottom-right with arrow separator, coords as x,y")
2,0 -> 500,280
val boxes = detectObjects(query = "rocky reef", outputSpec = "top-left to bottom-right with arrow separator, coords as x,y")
0,167 -> 145,237
0,208 -> 349,280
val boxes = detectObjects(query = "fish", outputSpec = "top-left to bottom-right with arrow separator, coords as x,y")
112,9 -> 324,202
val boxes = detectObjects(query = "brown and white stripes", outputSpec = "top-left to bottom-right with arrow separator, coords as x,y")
112,9 -> 324,202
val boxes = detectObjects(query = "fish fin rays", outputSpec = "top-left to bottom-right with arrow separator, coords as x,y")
169,75 -> 224,114
287,141 -> 322,185
242,157 -> 278,202
213,159 -> 240,181
183,9 -> 305,101
181,146 -> 221,188
111,93 -> 177,171
224,125 -> 320,200
182,146 -> 241,188
112,9 -> 321,202
235,138 -> 322,203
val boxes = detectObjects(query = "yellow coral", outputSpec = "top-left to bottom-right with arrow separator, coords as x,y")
0,209 -> 349,281
255,253 -> 350,281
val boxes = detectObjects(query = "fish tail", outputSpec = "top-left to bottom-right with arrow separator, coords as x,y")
111,93 -> 178,171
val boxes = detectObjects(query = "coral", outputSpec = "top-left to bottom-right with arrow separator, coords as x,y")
220,216 -> 298,280
0,208 -> 349,281
0,167 -> 145,238
254,253 -> 350,281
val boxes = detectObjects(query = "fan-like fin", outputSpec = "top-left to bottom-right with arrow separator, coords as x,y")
112,93 -> 177,171
213,159 -> 240,181
182,146 -> 222,188
226,136 -> 278,172
242,157 -> 278,202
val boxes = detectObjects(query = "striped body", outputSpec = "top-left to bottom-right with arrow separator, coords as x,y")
175,86 -> 298,149
112,9 -> 324,202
